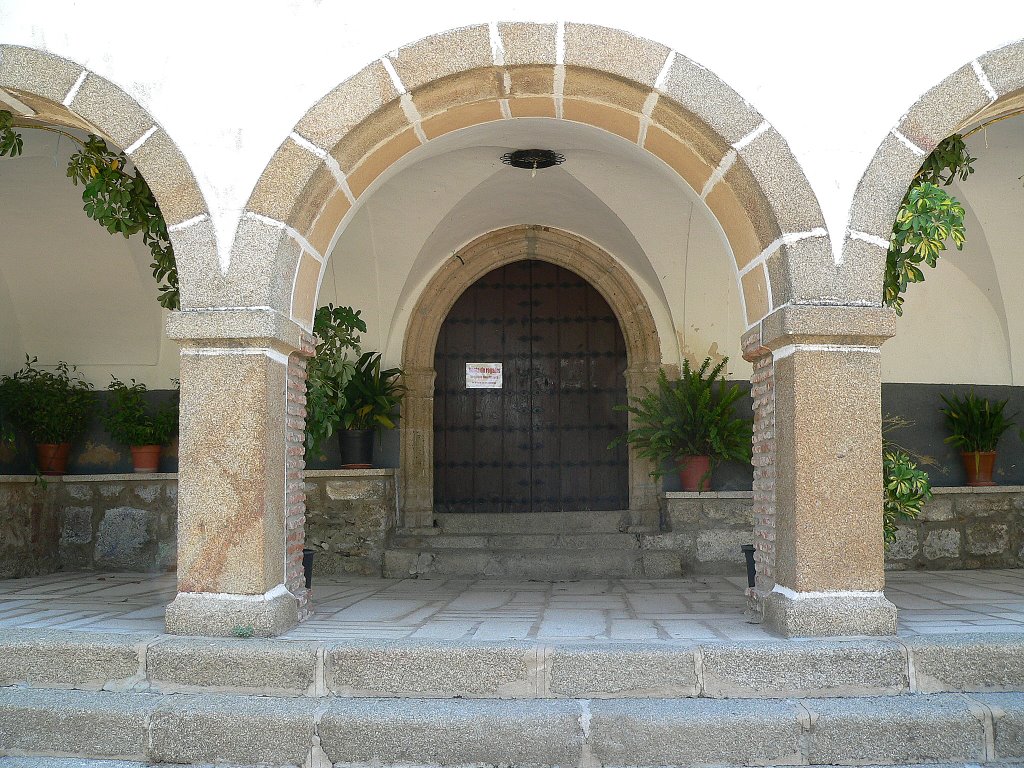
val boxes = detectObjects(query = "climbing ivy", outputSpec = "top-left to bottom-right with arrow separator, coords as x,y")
885,135 -> 975,316
0,110 -> 179,309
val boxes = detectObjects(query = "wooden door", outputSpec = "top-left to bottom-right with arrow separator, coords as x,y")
433,260 -> 628,513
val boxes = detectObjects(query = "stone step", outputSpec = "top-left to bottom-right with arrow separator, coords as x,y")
434,510 -> 638,534
0,761 -> 1015,768
3,628 -> 1023,701
1,687 -> 1022,766
0,761 -> 1016,768
382,546 -> 683,579
390,531 -> 646,550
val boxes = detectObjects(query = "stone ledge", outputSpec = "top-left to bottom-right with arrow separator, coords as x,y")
931,485 -> 1024,495
664,490 -> 754,499
305,468 -> 395,477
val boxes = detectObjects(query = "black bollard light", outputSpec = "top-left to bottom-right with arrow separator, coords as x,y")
741,544 -> 756,588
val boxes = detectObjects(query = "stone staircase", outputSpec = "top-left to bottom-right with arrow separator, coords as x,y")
383,510 -> 685,579
1,627 -> 1023,766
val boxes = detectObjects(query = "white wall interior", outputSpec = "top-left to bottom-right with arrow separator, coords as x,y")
882,116 -> 1024,386
4,1 -> 1023,267
0,128 -> 178,388
315,119 -> 752,379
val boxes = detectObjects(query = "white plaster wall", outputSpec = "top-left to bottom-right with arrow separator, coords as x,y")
3,0 -> 1022,266
2,2 -> 1024,389
316,119 -> 752,379
882,118 -> 1024,386
0,130 -> 178,388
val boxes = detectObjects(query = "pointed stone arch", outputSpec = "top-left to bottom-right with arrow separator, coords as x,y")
844,39 -> 1024,305
398,225 -> 662,529
232,23 -> 828,333
0,44 -> 213,305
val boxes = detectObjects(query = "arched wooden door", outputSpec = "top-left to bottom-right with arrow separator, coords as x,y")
433,259 -> 628,513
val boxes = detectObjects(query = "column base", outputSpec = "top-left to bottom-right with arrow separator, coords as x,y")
165,584 -> 300,637
763,589 -> 897,637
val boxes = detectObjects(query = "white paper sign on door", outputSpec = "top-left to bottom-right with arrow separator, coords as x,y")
466,362 -> 502,389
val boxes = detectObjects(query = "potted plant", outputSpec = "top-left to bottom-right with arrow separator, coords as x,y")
940,391 -> 1017,486
612,357 -> 751,491
305,303 -> 366,456
338,351 -> 405,467
100,377 -> 179,472
0,356 -> 95,475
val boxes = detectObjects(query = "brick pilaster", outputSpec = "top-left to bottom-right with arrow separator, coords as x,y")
742,328 -> 775,620
286,331 -> 315,620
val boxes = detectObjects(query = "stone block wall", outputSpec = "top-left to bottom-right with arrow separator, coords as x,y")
303,469 -> 397,577
652,492 -> 757,575
0,470 -> 397,581
886,487 -> 1024,570
0,475 -> 177,578
0,479 -> 61,578
661,487 -> 1024,574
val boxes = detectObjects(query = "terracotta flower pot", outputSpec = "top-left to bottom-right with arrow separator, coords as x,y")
961,450 -> 997,487
130,444 -> 162,473
677,455 -> 712,492
35,443 -> 71,476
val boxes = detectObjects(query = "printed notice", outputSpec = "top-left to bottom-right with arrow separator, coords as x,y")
466,363 -> 502,389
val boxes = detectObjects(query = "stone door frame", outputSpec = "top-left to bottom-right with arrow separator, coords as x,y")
398,225 -> 663,532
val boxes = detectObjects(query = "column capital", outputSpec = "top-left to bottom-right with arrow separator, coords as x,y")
747,304 -> 896,354
166,307 -> 308,355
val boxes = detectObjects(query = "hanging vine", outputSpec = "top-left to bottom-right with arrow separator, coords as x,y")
0,110 -> 179,309
884,135 -> 975,316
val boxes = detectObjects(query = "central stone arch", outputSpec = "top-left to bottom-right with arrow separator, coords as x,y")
231,23 -> 830,334
399,225 -> 662,530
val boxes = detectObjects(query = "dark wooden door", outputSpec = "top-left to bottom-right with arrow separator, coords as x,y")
434,260 -> 628,513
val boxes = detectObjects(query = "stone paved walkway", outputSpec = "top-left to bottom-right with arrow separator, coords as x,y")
0,569 -> 1022,641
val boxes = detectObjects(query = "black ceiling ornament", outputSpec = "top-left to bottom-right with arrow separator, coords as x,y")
500,149 -> 565,171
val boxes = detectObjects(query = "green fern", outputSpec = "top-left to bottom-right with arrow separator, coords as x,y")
611,357 -> 752,478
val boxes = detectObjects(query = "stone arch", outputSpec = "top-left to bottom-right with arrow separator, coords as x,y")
844,39 -> 1024,303
398,225 -> 663,530
234,23 -> 828,332
0,45 -> 213,306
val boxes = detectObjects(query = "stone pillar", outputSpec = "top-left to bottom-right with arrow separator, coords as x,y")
743,305 -> 898,637
164,309 -> 310,637
399,366 -> 436,532
623,364 -> 662,531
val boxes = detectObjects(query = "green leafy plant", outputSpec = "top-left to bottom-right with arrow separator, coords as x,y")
305,304 -> 366,453
0,109 -> 24,157
611,357 -> 752,478
0,356 -> 95,444
885,135 -> 974,315
940,391 -> 1016,453
340,352 -> 405,431
0,111 -> 177,308
101,377 -> 179,446
882,449 -> 932,544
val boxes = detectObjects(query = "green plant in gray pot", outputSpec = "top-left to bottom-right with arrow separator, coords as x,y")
337,351 -> 405,467
0,356 -> 95,475
940,391 -> 1017,487
101,377 -> 179,472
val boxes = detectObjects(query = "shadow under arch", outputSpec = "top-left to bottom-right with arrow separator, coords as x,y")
398,224 -> 663,529
844,39 -> 1024,304
232,23 -> 830,333
0,44 -> 213,306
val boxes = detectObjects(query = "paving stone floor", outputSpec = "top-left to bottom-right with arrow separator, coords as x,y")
0,569 -> 1022,641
